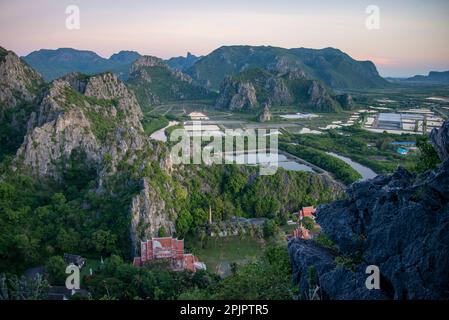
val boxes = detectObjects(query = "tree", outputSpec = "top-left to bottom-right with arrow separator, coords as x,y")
56,229 -> 80,253
90,230 -> 117,256
176,209 -> 193,236
263,220 -> 279,238
192,208 -> 208,226
415,136 -> 441,172
45,256 -> 67,286
158,226 -> 167,237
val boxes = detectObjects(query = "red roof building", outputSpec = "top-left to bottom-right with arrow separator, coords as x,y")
133,237 -> 206,273
295,206 -> 316,220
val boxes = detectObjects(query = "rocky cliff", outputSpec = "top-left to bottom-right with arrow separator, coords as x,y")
8,67 -> 176,253
127,56 -> 213,109
215,68 -> 343,112
289,120 -> 449,300
0,47 -> 45,160
14,72 -> 145,177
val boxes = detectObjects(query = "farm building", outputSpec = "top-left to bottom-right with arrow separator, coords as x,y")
377,113 -> 402,130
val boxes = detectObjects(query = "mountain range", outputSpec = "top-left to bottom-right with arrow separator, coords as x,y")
22,46 -> 389,91
22,48 -> 141,81
185,45 -> 390,90
404,70 -> 449,84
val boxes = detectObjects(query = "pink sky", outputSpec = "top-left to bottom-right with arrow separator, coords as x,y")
1,0 -> 448,77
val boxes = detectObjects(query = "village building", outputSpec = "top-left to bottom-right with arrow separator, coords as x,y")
288,206 -> 320,241
133,237 -> 206,273
188,112 -> 209,120
294,206 -> 317,220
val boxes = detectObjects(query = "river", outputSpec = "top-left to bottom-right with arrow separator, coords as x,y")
150,121 -> 179,142
326,152 -> 377,180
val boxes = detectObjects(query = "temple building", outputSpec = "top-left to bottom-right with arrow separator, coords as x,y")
295,206 -> 317,220
293,225 -> 311,240
133,237 -> 206,273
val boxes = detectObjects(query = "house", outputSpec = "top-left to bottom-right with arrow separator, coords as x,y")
188,112 -> 209,120
294,206 -> 316,220
63,254 -> 86,268
133,237 -> 206,273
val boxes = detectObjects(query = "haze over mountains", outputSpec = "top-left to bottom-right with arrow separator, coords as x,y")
403,70 -> 449,85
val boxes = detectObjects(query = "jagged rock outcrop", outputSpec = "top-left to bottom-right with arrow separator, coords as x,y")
129,55 -> 166,71
430,121 -> 449,161
0,47 -> 43,109
264,77 -> 294,105
289,120 -> 449,300
215,76 -> 258,110
10,69 -> 176,248
335,93 -> 354,109
215,68 -> 342,112
306,81 -> 341,112
130,178 -> 176,255
0,47 -> 45,159
15,72 -> 145,177
127,56 -> 212,108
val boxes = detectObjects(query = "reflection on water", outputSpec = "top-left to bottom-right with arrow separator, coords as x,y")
150,121 -> 179,142
327,152 -> 377,180
224,153 -> 315,173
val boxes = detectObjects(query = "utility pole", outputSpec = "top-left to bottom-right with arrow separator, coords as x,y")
209,205 -> 212,225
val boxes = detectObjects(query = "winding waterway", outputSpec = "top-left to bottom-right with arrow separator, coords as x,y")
326,152 -> 377,180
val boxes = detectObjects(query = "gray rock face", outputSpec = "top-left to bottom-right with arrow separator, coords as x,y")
130,179 -> 176,255
289,120 -> 449,300
130,55 -> 166,71
215,68 -> 342,112
2,50 -> 176,254
306,81 -> 339,112
289,239 -> 389,300
430,121 -> 449,161
15,73 -> 144,177
335,93 -> 354,109
264,77 -> 294,105
215,76 -> 258,110
0,49 -> 43,109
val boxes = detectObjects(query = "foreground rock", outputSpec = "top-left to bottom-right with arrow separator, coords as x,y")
289,120 -> 449,300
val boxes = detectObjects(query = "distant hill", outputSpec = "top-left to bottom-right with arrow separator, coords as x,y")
215,68 -> 352,112
186,45 -> 390,91
166,52 -> 202,71
126,56 -> 214,110
23,48 -> 141,81
404,70 -> 449,84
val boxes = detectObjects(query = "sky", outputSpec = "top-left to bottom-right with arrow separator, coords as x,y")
0,0 -> 448,77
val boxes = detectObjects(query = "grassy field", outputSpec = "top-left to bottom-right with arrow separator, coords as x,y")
185,236 -> 268,278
